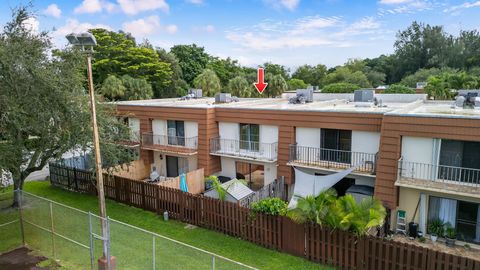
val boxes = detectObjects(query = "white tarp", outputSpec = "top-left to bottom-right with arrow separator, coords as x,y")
288,167 -> 356,209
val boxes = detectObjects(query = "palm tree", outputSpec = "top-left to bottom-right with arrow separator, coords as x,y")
287,189 -> 337,225
193,69 -> 221,97
227,76 -> 250,97
287,195 -> 318,224
100,75 -> 126,100
325,195 -> 386,236
265,74 -> 288,98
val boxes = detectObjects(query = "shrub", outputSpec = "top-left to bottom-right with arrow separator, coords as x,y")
427,218 -> 444,236
384,84 -> 415,94
251,198 -> 288,216
322,82 -> 361,93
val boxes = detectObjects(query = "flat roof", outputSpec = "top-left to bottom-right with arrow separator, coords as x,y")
115,94 -> 480,119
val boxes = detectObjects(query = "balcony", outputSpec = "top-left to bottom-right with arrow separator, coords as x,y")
141,132 -> 198,155
288,145 -> 377,175
396,158 -> 480,197
209,137 -> 278,162
118,131 -> 140,147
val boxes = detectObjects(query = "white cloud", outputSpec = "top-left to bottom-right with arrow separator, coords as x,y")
443,1 -> 480,13
52,19 -> 111,47
186,0 -> 203,4
74,0 -> 102,14
225,15 -> 388,52
379,0 -> 413,4
23,17 -> 39,33
117,0 -> 169,15
54,19 -> 111,38
377,0 -> 433,15
264,0 -> 300,11
193,25 -> 215,33
292,16 -> 341,34
122,16 -> 177,39
44,4 -> 61,18
165,24 -> 178,34
350,17 -> 380,30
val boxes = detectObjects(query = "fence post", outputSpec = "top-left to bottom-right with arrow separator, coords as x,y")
17,190 -> 25,246
49,202 -> 56,259
88,212 -> 95,270
152,235 -> 156,270
211,255 -> 215,270
73,167 -> 79,191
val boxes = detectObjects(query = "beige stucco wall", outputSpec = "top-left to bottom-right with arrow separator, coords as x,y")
395,186 -> 480,234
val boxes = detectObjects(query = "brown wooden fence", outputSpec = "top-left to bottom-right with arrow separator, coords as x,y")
49,163 -> 480,270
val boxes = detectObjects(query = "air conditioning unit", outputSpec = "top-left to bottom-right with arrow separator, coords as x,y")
188,89 -> 202,98
354,89 -> 375,102
296,89 -> 313,103
215,93 -> 232,103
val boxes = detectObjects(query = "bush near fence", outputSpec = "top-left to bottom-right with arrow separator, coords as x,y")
49,163 -> 480,270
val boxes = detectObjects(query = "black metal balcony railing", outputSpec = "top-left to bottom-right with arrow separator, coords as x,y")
142,132 -> 198,153
288,145 -> 377,174
398,158 -> 480,187
210,137 -> 278,161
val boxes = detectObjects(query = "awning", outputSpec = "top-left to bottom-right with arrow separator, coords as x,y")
288,167 -> 356,209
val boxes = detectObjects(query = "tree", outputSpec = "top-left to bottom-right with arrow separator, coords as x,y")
171,44 -> 211,85
100,75 -> 126,100
322,82 -> 361,93
227,76 -> 251,97
156,48 -> 188,97
265,74 -> 287,97
207,57 -> 243,86
193,69 -> 221,97
400,68 -> 444,87
394,22 -> 453,79
384,84 -> 415,94
287,78 -> 308,90
121,75 -> 153,100
323,66 -> 371,88
292,64 -> 327,87
263,62 -> 289,80
0,7 -> 134,206
425,71 -> 480,99
90,29 -> 173,98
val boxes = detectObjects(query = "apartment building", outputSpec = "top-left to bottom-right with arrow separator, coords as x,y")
116,91 -> 480,244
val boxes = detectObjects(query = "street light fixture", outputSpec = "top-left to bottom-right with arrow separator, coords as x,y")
66,32 -> 113,270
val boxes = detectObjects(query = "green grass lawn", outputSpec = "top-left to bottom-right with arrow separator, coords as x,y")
1,181 -> 334,270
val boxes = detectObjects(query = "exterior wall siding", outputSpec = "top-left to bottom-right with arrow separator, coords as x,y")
117,104 -> 480,214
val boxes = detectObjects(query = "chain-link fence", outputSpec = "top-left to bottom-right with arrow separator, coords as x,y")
1,190 -> 257,270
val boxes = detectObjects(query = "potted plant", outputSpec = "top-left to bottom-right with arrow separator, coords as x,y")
444,223 -> 457,247
427,218 -> 444,242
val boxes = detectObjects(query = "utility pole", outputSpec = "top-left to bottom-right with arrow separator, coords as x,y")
66,33 -> 113,270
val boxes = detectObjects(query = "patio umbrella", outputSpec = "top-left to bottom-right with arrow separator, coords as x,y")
180,173 -> 189,192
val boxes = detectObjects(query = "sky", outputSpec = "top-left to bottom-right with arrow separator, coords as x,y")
0,0 -> 479,69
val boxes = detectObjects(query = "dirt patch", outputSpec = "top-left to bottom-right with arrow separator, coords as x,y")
392,235 -> 480,261
0,247 -> 51,270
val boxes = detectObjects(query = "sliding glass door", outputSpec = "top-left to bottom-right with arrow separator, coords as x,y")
428,196 -> 480,244
320,129 -> 352,164
167,120 -> 185,146
239,124 -> 259,152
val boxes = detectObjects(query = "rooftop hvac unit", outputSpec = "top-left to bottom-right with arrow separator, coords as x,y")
188,89 -> 203,98
215,93 -> 232,103
354,89 -> 375,102
296,89 -> 313,103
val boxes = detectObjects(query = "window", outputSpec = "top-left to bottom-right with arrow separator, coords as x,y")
320,129 -> 352,163
438,140 -> 480,182
167,120 -> 185,146
239,124 -> 259,151
428,196 -> 480,244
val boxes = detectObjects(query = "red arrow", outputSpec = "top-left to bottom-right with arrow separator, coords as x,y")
254,68 -> 268,94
